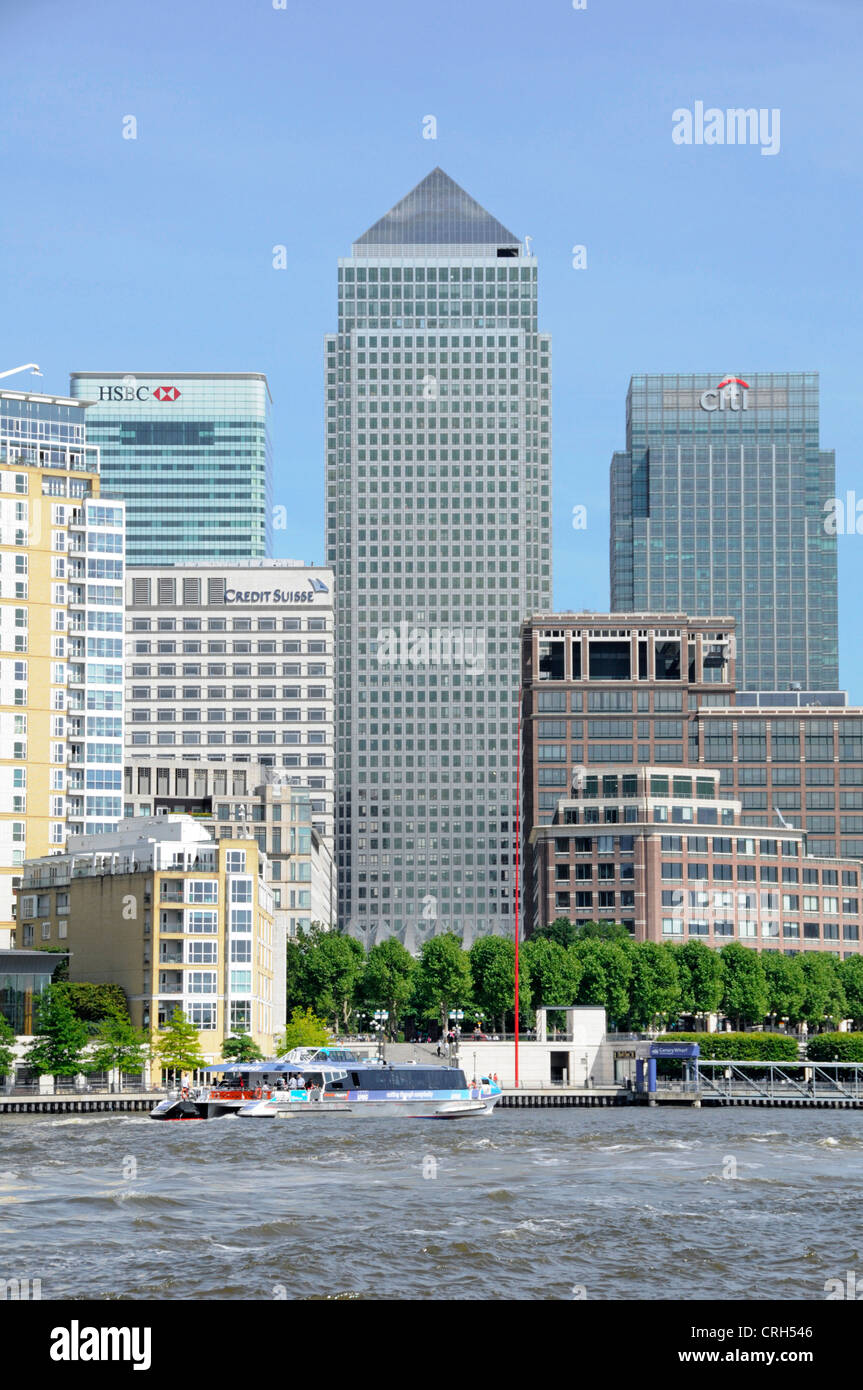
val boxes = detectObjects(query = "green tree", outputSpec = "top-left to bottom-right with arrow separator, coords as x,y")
523,937 -> 582,1011
529,918 -> 578,948
276,1006 -> 331,1054
295,931 -> 365,1033
411,933 -> 473,1032
625,942 -> 680,1030
674,940 -> 724,1018
153,1008 -> 205,1084
840,955 -> 863,1029
0,1014 -> 15,1078
221,1032 -> 264,1063
468,936 -> 530,1033
571,939 -> 633,1025
761,952 -> 806,1026
360,938 -> 416,1037
54,981 -> 129,1027
798,952 -> 847,1029
574,920 -> 632,943
26,987 -> 89,1078
807,1032 -> 863,1063
719,943 -> 769,1030
89,1015 -> 149,1087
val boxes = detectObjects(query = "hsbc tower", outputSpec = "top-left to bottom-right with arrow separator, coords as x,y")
69,372 -> 272,565
609,372 -> 839,692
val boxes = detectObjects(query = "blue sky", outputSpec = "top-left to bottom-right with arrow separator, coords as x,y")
3,0 -> 862,691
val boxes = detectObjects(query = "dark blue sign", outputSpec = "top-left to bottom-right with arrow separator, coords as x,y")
650,1042 -> 700,1059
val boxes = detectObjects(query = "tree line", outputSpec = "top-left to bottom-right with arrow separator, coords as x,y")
286,921 -> 863,1035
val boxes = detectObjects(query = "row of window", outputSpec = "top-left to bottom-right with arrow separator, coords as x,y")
659,920 -> 859,942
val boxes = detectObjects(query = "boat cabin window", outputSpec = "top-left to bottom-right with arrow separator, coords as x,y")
348,1068 -> 466,1090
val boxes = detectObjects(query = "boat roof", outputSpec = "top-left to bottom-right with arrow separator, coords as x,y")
203,1060 -> 350,1076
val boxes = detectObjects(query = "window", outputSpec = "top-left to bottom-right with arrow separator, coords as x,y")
187,880 -> 218,903
187,941 -> 218,964
186,1003 -> 217,1029
187,971 -> 217,994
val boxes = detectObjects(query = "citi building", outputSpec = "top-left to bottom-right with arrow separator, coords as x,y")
610,373 -> 838,692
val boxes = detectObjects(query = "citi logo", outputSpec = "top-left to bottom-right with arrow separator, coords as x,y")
700,377 -> 749,412
50,1320 -> 152,1371
153,385 -> 181,401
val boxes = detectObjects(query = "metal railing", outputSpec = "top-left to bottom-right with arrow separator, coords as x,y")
697,1060 -> 863,1101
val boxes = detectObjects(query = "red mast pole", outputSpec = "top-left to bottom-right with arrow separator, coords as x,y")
514,683 -> 521,1089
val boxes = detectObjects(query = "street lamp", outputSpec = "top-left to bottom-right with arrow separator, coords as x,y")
372,1010 -> 389,1062
0,364 -> 42,382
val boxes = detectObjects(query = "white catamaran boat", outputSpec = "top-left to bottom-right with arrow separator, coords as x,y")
150,1047 -> 502,1121
237,1048 -> 502,1120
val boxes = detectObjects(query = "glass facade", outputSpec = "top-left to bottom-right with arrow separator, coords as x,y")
68,374 -> 272,565
0,954 -> 62,1034
67,497 -> 126,833
610,373 -> 838,691
327,168 -> 552,941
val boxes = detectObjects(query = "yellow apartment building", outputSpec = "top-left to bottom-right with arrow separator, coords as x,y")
16,814 -> 278,1061
0,387 -> 124,948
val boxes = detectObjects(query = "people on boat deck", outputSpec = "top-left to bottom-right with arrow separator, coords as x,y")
294,1073 -> 305,1089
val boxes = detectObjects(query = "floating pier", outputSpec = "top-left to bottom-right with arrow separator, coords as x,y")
0,1093 -> 161,1116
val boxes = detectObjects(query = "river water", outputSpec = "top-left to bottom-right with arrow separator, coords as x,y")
0,1108 -> 859,1301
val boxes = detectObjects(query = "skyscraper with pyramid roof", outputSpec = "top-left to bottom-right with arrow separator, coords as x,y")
326,169 -> 552,944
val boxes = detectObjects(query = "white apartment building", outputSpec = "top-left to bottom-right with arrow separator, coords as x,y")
124,561 -> 334,851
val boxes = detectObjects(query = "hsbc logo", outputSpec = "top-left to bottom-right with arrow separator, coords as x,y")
97,385 -> 181,402
700,376 -> 749,412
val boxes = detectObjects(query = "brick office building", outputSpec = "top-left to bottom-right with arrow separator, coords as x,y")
529,766 -> 862,956
521,612 -> 863,954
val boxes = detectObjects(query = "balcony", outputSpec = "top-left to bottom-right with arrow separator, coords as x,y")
159,909 -> 184,932
158,948 -> 183,965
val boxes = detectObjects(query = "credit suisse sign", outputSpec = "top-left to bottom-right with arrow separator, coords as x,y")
224,578 -> 330,605
97,385 -> 181,402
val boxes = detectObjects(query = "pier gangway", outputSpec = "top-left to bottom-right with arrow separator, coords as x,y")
695,1060 -> 863,1106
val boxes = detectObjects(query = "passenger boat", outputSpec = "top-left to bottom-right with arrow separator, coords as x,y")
150,1047 -> 502,1121
237,1053 -> 502,1120
149,1047 -> 363,1121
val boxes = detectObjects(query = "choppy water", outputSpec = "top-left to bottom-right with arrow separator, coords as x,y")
0,1108 -> 860,1300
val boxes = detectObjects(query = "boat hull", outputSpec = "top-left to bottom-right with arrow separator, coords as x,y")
238,1093 -> 501,1120
149,1096 -> 252,1121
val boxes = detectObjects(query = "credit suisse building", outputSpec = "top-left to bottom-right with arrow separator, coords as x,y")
124,562 -> 334,847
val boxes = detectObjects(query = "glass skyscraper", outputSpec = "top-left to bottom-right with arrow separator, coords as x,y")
327,167 -> 551,942
68,373 -> 272,565
610,373 -> 838,692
